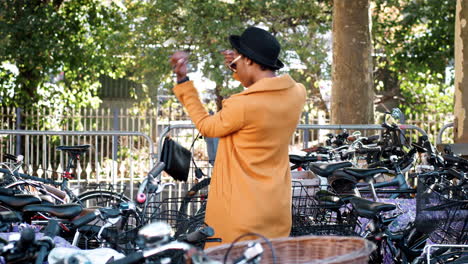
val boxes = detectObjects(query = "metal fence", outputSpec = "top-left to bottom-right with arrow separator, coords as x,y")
0,106 -> 455,193
0,130 -> 155,199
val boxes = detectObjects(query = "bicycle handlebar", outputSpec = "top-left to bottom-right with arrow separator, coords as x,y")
17,228 -> 35,253
110,242 -> 192,264
35,220 -> 59,264
368,148 -> 416,170
181,226 -> 215,244
148,162 -> 165,179
0,220 -> 59,263
443,154 -> 468,166
137,162 -> 166,199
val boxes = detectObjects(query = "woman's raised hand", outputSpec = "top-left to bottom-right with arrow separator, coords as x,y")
221,50 -> 236,68
170,51 -> 189,82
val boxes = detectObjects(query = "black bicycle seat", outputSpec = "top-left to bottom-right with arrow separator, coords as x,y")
328,170 -> 358,193
289,155 -> 320,165
317,195 -> 344,209
23,204 -> 83,219
350,197 -> 396,219
344,168 -> 389,181
0,194 -> 42,208
309,161 -> 353,177
56,145 -> 91,154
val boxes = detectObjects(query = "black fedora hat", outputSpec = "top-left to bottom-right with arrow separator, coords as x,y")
229,27 -> 284,70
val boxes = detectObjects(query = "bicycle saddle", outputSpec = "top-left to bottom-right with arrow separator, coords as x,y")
328,170 -> 358,193
23,204 -> 83,219
350,197 -> 396,219
343,167 -> 389,181
56,145 -> 91,154
0,194 -> 42,208
317,195 -> 344,209
289,155 -> 323,165
309,161 -> 353,177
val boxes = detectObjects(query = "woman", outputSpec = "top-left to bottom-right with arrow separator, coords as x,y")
171,26 -> 306,247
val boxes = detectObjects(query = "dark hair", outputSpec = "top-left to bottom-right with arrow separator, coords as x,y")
258,63 -> 277,72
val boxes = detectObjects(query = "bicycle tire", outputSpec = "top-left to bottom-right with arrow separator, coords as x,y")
76,190 -> 130,207
75,191 -> 141,253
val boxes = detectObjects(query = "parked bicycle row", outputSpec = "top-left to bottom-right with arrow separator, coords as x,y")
180,110 -> 467,263
0,110 -> 466,263
284,111 -> 467,263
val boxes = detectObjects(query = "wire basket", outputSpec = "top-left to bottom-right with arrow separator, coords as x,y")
144,196 -> 207,238
291,181 -> 359,237
415,176 -> 468,244
205,235 -> 375,264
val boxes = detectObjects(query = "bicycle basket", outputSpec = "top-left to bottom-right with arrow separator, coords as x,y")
145,196 -> 207,238
415,176 -> 468,244
205,235 -> 375,264
291,181 -> 359,237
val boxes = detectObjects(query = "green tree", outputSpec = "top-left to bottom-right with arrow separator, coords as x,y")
372,0 -> 455,115
120,0 -> 332,112
0,0 -> 129,110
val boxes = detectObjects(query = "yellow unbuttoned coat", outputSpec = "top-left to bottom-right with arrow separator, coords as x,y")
173,74 -> 306,247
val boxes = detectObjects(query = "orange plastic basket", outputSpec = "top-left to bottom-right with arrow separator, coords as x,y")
204,235 -> 375,264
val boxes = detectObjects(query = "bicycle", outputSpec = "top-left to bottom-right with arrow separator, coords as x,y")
0,145 -> 131,208
412,169 -> 468,264
0,219 -> 60,264
67,161 -> 218,255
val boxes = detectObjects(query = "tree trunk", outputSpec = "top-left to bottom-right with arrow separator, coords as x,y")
331,0 -> 374,124
214,85 -> 223,112
454,0 -> 468,143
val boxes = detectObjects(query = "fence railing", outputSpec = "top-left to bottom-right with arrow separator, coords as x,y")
0,106 -> 455,188
0,129 -> 155,199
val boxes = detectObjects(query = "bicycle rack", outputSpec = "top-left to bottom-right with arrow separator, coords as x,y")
423,244 -> 468,263
436,123 -> 468,155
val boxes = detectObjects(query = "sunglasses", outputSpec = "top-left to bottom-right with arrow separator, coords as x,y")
228,55 -> 242,72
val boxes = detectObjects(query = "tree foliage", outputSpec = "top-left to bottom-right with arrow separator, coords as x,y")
119,0 -> 332,111
372,0 -> 455,115
0,0 -> 129,110
0,0 -> 457,118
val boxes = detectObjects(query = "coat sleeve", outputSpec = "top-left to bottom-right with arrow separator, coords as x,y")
173,81 -> 245,138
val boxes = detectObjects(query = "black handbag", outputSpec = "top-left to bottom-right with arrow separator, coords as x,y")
160,136 -> 192,182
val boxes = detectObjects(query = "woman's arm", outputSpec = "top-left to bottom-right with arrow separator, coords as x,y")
173,81 -> 244,138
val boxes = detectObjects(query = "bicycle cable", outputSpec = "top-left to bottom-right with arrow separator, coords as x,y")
190,132 -> 206,179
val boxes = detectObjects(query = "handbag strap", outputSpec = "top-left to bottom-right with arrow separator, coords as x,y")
190,132 -> 206,179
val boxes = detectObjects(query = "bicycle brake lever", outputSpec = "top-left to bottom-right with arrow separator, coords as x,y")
155,183 -> 176,194
97,217 -> 120,239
